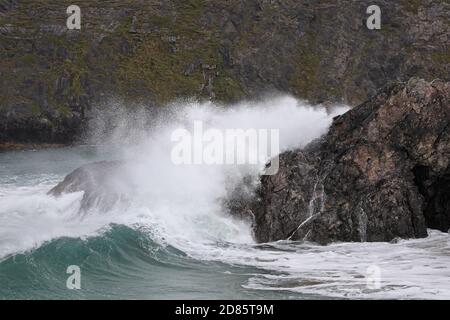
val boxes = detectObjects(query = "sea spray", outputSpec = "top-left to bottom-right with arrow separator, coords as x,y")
96,96 -> 349,247
1,97 -> 450,299
0,96 -> 348,258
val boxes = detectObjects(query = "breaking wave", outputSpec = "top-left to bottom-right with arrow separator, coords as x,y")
1,96 -> 449,299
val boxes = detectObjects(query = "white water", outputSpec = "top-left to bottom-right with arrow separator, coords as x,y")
1,96 -> 449,299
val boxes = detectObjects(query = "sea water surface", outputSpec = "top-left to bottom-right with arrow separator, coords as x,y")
0,97 -> 449,299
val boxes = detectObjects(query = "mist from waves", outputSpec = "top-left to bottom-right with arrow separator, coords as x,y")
1,96 -> 449,299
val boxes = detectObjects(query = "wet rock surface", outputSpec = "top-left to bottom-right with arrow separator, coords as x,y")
243,78 -> 450,244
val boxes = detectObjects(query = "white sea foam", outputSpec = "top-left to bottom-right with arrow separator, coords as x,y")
1,96 -> 449,299
0,96 -> 345,256
185,230 -> 450,299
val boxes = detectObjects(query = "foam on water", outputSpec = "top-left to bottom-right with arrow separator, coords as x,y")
1,96 -> 449,299
189,230 -> 450,299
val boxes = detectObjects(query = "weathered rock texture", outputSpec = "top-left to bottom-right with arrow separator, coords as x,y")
246,78 -> 450,244
1,0 -> 449,145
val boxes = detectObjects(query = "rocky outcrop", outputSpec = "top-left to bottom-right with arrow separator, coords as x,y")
1,0 -> 449,145
48,161 -> 129,211
244,78 -> 450,244
48,79 -> 449,244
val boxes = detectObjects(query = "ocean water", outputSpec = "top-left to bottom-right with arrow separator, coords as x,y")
0,97 -> 449,300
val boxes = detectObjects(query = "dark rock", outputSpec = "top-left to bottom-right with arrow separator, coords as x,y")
240,78 -> 450,244
0,105 -> 82,144
48,161 -> 130,212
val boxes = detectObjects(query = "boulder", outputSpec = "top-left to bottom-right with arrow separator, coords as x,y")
243,78 -> 450,244
48,161 -> 129,212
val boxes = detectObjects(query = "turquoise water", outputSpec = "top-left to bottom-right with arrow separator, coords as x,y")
1,147 -> 450,299
0,147 -> 306,299
0,224 -> 300,299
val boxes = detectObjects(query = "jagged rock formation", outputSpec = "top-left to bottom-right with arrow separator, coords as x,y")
245,78 -> 450,244
1,0 -> 449,145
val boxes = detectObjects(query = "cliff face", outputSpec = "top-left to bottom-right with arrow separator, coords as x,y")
246,78 -> 450,244
1,0 -> 449,145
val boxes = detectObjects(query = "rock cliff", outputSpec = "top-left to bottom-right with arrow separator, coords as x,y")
1,0 -> 449,145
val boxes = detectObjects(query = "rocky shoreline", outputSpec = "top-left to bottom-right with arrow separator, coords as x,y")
0,142 -> 67,152
240,78 -> 450,244
48,78 -> 450,244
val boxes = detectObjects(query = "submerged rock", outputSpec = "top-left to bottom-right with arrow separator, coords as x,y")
48,160 -> 130,212
240,78 -> 450,244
